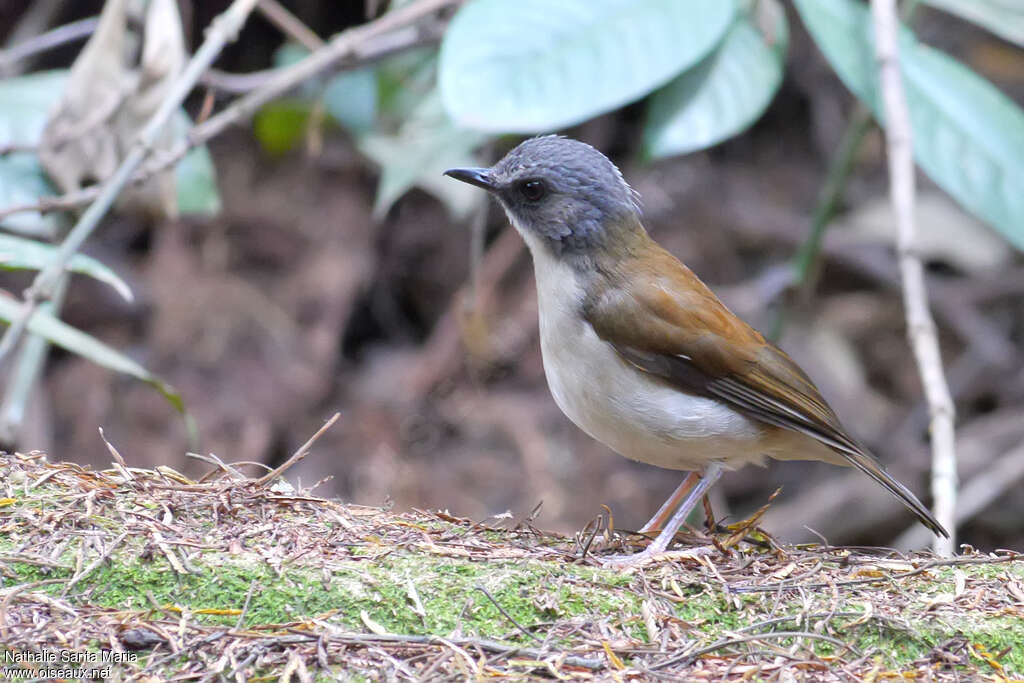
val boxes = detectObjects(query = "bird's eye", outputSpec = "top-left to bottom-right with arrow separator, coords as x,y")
518,179 -> 546,202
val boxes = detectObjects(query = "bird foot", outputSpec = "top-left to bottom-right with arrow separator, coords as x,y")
599,544 -> 715,569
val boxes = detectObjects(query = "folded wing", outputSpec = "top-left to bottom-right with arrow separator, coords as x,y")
583,245 -> 948,538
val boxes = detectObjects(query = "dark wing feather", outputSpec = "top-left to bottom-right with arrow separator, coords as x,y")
584,245 -> 948,538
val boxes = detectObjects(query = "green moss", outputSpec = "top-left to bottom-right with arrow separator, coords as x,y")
840,618 -> 933,665
952,614 -> 1024,675
673,589 -> 742,629
818,611 -> 1023,676
0,544 -> 642,641
351,555 -> 642,641
931,562 -> 1024,582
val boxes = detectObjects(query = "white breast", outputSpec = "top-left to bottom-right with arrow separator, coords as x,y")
524,235 -> 770,472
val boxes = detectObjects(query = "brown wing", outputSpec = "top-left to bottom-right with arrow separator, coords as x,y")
584,242 -> 947,537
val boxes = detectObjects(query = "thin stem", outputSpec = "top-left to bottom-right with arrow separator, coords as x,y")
0,16 -> 99,75
770,0 -> 923,342
257,0 -> 324,50
190,29 -> 442,93
769,105 -> 873,341
252,413 -> 341,486
794,106 -> 873,298
0,274 -> 67,446
871,0 -> 957,555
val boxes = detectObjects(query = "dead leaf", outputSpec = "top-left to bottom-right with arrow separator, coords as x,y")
601,641 -> 625,670
848,600 -> 874,627
954,569 -> 966,598
39,0 -> 131,194
831,192 -> 1011,275
875,560 -> 915,572
1006,580 -> 1024,604
771,562 -> 797,579
641,599 -> 659,642
850,566 -> 885,579
405,580 -> 426,620
38,0 -> 186,218
360,609 -> 390,635
923,593 -> 956,611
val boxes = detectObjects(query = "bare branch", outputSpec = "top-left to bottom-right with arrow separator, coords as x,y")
175,0 -> 456,157
0,16 -> 99,76
198,24 -> 442,94
0,0 -> 63,66
257,0 -> 324,50
252,413 -> 340,487
871,0 -> 957,555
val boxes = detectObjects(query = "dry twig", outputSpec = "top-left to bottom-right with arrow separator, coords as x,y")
650,630 -> 861,670
0,16 -> 98,75
257,0 -> 323,50
252,412 -> 341,487
871,0 -> 957,555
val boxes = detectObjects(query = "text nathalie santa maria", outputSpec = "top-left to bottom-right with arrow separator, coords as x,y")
3,649 -> 137,664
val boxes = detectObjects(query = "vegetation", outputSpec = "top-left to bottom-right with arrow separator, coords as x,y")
1,452 -> 1021,679
1,0 -> 1022,431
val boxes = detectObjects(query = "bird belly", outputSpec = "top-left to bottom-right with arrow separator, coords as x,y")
530,257 -> 767,471
540,323 -> 767,470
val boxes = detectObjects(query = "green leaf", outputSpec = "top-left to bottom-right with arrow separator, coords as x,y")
172,111 -> 221,216
922,0 -> 1024,47
0,234 -> 132,301
357,91 -> 488,220
176,145 -> 221,216
273,42 -> 309,68
323,68 -> 378,134
0,70 -> 69,237
643,0 -> 788,158
253,98 -> 312,156
0,294 -> 185,414
439,0 -> 737,133
0,154 -> 59,238
0,70 -> 68,141
793,0 -> 1024,250
376,47 -> 439,128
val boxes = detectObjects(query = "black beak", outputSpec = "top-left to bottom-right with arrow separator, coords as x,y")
443,167 -> 496,191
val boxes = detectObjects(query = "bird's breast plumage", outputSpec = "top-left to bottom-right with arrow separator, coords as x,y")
524,233 -> 771,471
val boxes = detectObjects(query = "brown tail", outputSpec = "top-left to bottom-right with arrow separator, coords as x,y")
838,446 -> 949,538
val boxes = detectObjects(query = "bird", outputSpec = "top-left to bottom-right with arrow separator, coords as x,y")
444,135 -> 948,565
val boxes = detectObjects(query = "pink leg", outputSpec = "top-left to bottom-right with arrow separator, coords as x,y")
604,463 -> 725,567
638,471 -> 701,534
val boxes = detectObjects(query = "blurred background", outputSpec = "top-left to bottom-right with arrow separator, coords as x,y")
1,0 -> 1022,550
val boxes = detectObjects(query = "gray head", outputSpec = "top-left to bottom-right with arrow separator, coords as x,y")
445,136 -> 640,255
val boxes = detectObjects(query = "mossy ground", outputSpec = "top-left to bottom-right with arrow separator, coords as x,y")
1,452 -> 1021,680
